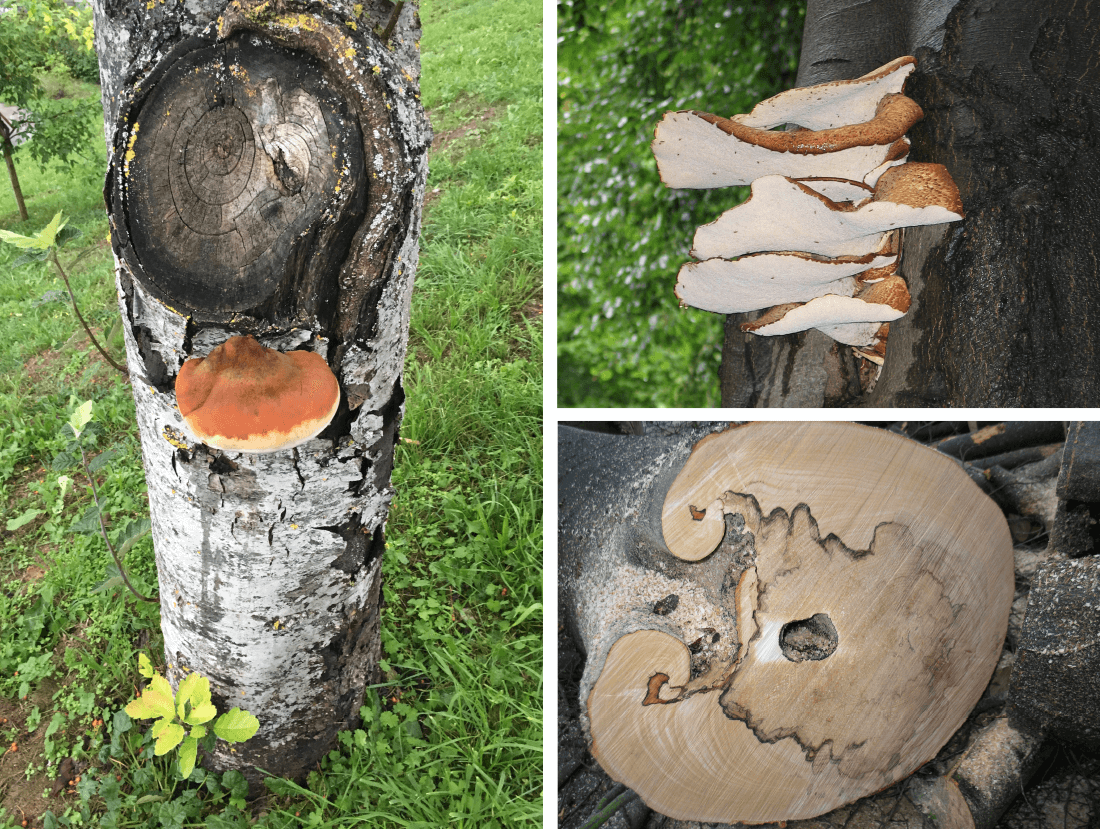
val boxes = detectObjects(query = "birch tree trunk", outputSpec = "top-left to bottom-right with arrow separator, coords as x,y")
720,0 -> 1100,407
90,0 -> 430,785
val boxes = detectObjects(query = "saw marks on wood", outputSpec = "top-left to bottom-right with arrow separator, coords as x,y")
124,33 -> 362,312
588,422 -> 1014,823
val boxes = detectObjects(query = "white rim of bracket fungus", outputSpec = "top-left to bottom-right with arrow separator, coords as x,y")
742,276 -> 911,346
691,167 -> 963,260
675,251 -> 897,315
653,112 -> 911,189
733,56 -> 916,130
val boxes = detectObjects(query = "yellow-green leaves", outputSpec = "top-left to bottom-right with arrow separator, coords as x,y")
0,211 -> 84,268
125,673 -> 176,720
151,718 -> 185,755
0,210 -> 66,250
213,708 -> 261,743
177,671 -> 218,725
177,736 -> 199,779
124,656 -> 260,779
67,399 -> 94,439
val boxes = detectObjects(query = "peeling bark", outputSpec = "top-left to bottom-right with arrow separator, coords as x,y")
91,0 -> 429,785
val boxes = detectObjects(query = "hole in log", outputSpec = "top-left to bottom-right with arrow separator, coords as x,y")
779,613 -> 838,662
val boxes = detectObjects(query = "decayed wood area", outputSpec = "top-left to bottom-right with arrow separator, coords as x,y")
559,422 -> 1099,829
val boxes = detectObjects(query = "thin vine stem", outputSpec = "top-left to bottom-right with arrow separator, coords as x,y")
79,444 -> 158,604
49,249 -> 129,378
579,784 -> 640,829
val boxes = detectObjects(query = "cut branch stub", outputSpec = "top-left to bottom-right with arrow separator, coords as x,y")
114,29 -> 365,321
589,422 -> 1013,823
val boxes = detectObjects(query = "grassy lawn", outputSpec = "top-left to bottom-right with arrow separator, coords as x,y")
0,0 -> 542,826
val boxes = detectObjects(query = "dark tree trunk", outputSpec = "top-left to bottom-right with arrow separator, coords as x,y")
721,0 -> 1100,407
90,0 -> 429,787
2,135 -> 28,222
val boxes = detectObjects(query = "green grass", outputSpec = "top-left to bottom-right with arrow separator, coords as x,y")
0,0 -> 542,826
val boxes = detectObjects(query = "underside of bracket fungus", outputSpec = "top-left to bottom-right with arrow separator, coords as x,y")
175,335 -> 340,453
587,422 -> 1014,823
653,57 -> 964,366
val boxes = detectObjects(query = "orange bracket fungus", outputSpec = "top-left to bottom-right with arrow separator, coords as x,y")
652,57 -> 964,367
175,335 -> 340,453
563,423 -> 1013,824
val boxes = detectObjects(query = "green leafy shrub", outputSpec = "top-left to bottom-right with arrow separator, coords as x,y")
558,0 -> 806,406
125,653 -> 260,779
0,0 -> 98,172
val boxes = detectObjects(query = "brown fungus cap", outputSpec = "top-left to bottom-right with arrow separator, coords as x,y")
697,92 -> 923,156
874,161 -> 964,215
175,335 -> 340,453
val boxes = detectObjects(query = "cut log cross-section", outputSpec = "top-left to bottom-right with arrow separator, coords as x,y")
582,422 -> 1014,823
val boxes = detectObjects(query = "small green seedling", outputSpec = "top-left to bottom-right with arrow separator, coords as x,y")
60,400 -> 157,603
125,653 -> 259,778
0,211 -> 128,376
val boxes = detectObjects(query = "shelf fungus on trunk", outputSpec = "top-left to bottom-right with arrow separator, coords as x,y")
652,57 -> 964,368
576,422 -> 1014,824
675,250 -> 897,316
690,164 -> 963,261
175,335 -> 340,453
651,57 -> 920,189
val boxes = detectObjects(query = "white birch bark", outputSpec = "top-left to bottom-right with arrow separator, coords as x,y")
90,0 -> 429,784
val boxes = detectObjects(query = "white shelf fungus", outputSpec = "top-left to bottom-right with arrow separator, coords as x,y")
652,57 -> 965,364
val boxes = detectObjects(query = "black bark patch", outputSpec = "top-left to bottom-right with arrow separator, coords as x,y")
652,594 -> 679,615
133,323 -> 169,387
322,514 -> 370,576
320,514 -> 385,577
208,454 -> 239,475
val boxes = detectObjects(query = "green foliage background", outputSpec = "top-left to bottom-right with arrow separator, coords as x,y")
558,0 -> 806,407
0,0 -> 98,169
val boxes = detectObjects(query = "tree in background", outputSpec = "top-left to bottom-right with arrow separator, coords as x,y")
557,0 -> 805,407
0,0 -> 98,220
